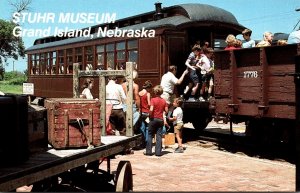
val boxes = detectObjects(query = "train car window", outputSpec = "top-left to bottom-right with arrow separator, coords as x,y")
35,54 -> 40,74
75,47 -> 83,70
97,45 -> 104,52
214,39 -> 226,50
30,54 -> 35,75
117,51 -> 125,61
116,42 -> 125,50
106,43 -> 115,69
85,46 -> 94,70
58,50 -> 64,74
107,52 -> 114,70
52,52 -> 57,74
116,42 -> 126,70
106,43 -> 114,52
128,40 -> 137,49
127,40 -> 138,67
75,48 -> 82,62
66,49 -> 73,73
40,53 -> 45,75
128,50 -> 138,64
96,45 -> 104,70
46,53 -> 51,75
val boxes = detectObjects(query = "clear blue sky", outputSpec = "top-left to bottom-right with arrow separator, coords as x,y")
0,0 -> 299,72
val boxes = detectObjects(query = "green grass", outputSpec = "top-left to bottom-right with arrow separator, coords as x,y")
0,71 -> 27,94
0,81 -> 23,94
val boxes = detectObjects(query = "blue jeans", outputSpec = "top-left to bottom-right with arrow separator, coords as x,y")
146,118 -> 164,156
140,113 -> 149,142
122,104 -> 140,126
132,104 -> 140,126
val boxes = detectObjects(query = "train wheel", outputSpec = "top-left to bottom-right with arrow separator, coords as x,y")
191,116 -> 212,131
115,161 -> 133,192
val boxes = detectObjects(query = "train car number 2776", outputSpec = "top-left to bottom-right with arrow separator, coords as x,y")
243,71 -> 258,78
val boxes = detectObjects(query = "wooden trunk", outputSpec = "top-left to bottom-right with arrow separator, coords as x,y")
28,104 -> 48,153
0,94 -> 29,165
45,98 -> 101,149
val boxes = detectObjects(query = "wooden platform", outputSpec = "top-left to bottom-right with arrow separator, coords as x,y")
0,134 -> 142,191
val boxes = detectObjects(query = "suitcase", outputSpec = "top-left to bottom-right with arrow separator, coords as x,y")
45,98 -> 101,149
28,104 -> 48,153
0,94 -> 29,165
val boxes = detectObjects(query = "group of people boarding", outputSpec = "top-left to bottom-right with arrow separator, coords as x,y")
80,67 -> 186,157
183,45 -> 215,102
142,65 -> 188,156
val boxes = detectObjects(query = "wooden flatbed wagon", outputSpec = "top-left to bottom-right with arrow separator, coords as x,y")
0,135 -> 143,192
0,62 -> 142,192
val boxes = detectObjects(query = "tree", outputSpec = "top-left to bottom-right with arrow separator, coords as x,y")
0,0 -> 31,67
0,19 -> 25,65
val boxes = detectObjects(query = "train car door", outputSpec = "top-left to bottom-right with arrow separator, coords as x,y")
138,37 -> 161,86
165,32 -> 187,95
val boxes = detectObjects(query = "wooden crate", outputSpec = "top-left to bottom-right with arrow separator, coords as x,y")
44,98 -> 101,149
28,104 -> 48,153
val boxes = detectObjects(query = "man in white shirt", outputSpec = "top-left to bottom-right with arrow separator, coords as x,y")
106,76 -> 127,134
287,29 -> 300,44
160,65 -> 188,105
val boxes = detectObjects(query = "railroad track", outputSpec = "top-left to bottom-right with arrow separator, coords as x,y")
182,122 -> 295,165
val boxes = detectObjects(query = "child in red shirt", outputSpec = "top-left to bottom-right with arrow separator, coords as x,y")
145,85 -> 168,156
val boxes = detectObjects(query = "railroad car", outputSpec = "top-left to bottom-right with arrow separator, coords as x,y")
26,2 -> 244,127
213,44 -> 299,145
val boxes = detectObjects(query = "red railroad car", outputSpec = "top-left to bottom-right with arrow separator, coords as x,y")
25,2 -> 244,129
213,44 -> 300,145
26,3 -> 244,98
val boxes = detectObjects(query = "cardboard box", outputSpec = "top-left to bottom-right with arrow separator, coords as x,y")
164,133 -> 175,146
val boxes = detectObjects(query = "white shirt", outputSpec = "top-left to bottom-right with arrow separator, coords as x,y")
81,88 -> 93,99
160,71 -> 178,94
198,55 -> 211,75
106,80 -> 126,109
172,107 -> 183,125
242,39 -> 256,48
287,30 -> 300,44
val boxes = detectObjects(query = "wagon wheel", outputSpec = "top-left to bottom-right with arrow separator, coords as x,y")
115,161 -> 133,192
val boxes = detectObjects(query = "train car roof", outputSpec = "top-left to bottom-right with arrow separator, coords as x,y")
26,3 -> 245,52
